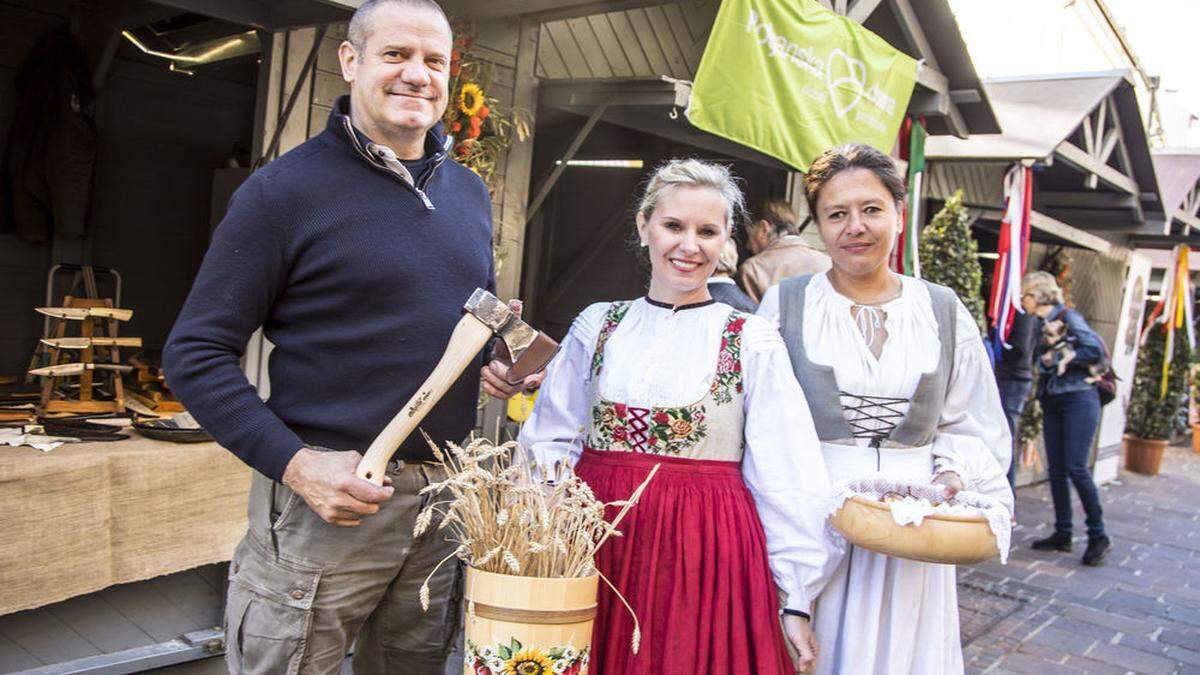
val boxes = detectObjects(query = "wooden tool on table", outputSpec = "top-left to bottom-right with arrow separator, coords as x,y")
36,307 -> 133,321
33,296 -> 134,415
355,289 -> 559,485
29,363 -> 134,377
41,337 -> 142,349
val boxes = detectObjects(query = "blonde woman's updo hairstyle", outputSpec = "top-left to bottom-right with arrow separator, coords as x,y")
637,159 -> 746,231
1022,270 -> 1064,306
803,143 -> 907,216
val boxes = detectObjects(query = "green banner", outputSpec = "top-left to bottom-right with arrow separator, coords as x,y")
687,0 -> 918,171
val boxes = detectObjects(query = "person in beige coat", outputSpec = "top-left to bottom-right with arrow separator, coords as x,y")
738,199 -> 832,301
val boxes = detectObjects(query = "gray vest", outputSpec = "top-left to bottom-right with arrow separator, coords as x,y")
778,274 -> 958,447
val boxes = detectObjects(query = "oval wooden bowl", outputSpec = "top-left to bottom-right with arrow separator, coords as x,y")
830,496 -> 1000,565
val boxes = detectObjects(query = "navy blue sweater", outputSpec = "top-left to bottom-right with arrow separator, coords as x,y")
164,97 -> 493,481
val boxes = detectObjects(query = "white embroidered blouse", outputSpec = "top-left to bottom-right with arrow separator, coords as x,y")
756,272 -> 1012,497
517,298 -> 834,614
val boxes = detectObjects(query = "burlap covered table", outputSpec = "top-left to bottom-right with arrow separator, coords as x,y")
0,436 -> 252,615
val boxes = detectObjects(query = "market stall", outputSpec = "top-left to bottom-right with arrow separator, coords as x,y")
925,70 -> 1166,487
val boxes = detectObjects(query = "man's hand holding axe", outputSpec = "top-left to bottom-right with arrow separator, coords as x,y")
283,290 -> 556,526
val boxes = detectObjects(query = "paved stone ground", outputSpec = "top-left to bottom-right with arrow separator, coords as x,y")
153,445 -> 1200,675
960,444 -> 1200,675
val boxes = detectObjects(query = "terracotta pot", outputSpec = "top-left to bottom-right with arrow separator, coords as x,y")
1123,435 -> 1168,476
1193,425 -> 1200,454
462,567 -> 598,674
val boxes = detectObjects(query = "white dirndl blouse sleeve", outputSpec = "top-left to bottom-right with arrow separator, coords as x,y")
930,300 -> 1014,511
739,315 -> 835,615
516,303 -> 607,472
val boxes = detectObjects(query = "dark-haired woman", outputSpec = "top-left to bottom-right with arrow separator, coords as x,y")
758,144 -> 1013,674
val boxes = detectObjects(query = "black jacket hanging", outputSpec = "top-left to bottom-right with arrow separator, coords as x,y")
0,26 -> 97,243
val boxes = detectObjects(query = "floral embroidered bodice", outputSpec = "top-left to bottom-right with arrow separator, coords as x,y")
585,301 -> 747,462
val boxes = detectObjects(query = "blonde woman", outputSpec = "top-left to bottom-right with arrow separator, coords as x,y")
758,144 -> 1013,674
519,160 -> 832,674
1022,270 -> 1111,565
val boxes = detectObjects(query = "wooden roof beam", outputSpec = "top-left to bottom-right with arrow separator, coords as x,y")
1029,210 -> 1116,256
539,77 -> 677,108
438,0 -> 670,22
915,64 -> 968,139
889,0 -> 968,138
1041,207 -> 1144,228
1035,191 -> 1139,209
848,0 -> 886,22
1054,141 -> 1140,196
1176,211 -> 1200,232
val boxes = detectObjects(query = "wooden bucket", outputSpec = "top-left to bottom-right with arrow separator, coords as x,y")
829,496 -> 1000,565
462,567 -> 599,675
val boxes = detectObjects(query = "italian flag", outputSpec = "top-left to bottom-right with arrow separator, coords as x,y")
895,117 -> 926,277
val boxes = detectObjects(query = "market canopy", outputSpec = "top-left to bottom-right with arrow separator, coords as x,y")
1152,150 -> 1200,233
927,71 -> 1163,234
1125,150 -> 1200,249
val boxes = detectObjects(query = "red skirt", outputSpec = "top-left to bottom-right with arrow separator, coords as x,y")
575,448 -> 792,675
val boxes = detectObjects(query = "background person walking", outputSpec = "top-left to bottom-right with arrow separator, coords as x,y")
1022,270 -> 1112,565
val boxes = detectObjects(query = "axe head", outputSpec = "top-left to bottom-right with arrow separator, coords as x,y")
464,289 -> 559,385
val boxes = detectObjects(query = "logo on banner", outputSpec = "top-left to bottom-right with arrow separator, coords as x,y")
827,49 -> 866,118
745,9 -> 899,130
687,0 -> 916,170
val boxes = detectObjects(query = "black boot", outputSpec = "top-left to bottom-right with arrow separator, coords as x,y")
1031,532 -> 1073,552
1082,535 -> 1112,566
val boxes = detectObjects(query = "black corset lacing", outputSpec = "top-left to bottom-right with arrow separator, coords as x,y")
839,391 -> 909,471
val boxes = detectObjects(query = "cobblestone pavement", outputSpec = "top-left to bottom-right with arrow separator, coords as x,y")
960,444 -> 1200,674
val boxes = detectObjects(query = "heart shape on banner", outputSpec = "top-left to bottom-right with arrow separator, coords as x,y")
827,48 -> 867,118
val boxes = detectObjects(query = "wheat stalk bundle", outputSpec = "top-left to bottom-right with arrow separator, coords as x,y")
416,436 -> 658,652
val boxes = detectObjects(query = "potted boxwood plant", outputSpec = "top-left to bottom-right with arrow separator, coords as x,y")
1124,323 -> 1191,474
1191,366 -> 1200,454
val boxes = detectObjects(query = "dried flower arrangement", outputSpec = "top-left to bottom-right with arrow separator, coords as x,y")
444,32 -> 530,192
416,436 -> 658,652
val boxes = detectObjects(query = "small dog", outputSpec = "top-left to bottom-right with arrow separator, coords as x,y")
1040,319 -> 1078,376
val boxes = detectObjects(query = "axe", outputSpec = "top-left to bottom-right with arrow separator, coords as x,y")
355,289 -> 559,484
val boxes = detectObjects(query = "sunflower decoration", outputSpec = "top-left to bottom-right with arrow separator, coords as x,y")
443,24 -> 530,193
503,648 -> 554,675
466,639 -> 589,675
458,82 -> 485,117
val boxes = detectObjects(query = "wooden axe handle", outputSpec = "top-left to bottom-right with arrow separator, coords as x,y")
356,313 -> 494,485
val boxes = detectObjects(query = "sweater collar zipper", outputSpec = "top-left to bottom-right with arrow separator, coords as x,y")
340,116 -> 442,211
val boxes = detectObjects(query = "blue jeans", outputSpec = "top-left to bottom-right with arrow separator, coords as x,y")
998,378 -> 1032,489
1040,387 -> 1105,538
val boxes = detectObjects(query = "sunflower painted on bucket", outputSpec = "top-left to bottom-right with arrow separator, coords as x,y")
466,638 -> 588,675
